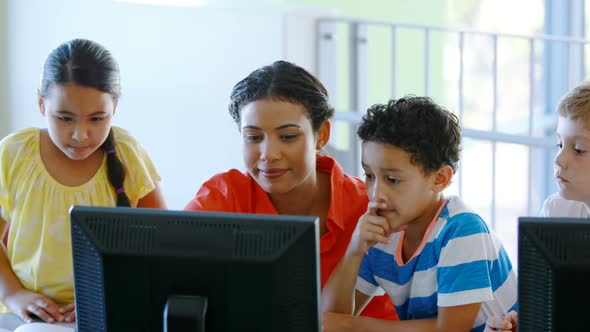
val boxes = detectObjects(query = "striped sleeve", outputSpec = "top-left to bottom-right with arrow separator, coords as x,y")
436,213 -> 500,307
356,248 -> 385,297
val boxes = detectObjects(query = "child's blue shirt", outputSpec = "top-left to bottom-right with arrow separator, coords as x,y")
357,196 -> 518,331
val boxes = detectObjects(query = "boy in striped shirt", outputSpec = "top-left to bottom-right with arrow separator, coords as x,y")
322,97 -> 517,332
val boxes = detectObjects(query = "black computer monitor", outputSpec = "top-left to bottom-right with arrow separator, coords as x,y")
518,216 -> 590,332
69,206 -> 320,332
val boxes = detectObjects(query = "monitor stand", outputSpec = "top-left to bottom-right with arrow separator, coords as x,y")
163,295 -> 208,332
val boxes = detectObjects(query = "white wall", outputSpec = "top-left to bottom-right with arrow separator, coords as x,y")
0,0 -> 9,138
6,0 -> 324,208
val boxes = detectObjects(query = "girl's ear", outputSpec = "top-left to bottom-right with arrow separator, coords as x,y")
432,165 -> 454,193
316,120 -> 331,150
38,90 -> 46,116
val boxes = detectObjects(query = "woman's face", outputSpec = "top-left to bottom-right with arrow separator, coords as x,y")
240,99 -> 319,195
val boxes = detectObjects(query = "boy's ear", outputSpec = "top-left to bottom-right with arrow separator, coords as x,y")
432,165 -> 453,192
316,120 -> 331,150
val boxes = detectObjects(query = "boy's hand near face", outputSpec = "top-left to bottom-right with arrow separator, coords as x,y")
322,201 -> 408,318
347,201 -> 390,256
348,201 -> 407,257
321,202 -> 384,316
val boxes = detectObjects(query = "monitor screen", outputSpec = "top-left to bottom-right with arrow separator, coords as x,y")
518,217 -> 590,332
69,206 -> 320,332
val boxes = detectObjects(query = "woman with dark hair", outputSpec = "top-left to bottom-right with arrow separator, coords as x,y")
0,39 -> 166,330
185,60 -> 397,321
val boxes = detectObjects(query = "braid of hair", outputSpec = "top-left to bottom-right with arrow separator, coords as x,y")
102,129 -> 131,207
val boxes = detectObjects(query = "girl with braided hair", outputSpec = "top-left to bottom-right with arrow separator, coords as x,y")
0,39 -> 166,330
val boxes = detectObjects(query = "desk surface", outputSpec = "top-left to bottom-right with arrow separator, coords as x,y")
14,323 -> 74,332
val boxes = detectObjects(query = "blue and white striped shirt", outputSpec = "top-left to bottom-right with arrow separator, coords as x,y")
356,196 -> 518,331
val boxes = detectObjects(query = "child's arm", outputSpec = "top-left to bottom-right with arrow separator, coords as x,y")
0,215 -> 6,241
0,216 -> 20,300
0,239 -> 64,324
322,201 -> 391,314
321,255 -> 371,315
137,181 -> 167,209
323,303 -> 481,332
